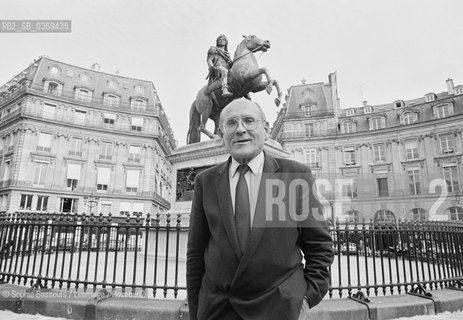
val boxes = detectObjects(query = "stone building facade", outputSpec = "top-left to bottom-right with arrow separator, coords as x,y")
271,73 -> 463,222
0,57 -> 175,217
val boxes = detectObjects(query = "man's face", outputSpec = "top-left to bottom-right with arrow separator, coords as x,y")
217,37 -> 227,46
221,100 -> 268,164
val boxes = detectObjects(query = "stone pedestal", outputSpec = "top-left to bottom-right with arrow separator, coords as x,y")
167,138 -> 290,218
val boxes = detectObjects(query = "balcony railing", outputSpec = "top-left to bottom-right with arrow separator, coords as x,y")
0,213 -> 461,300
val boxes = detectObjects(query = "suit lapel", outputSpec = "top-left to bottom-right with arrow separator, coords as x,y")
232,153 -> 280,284
215,158 -> 242,261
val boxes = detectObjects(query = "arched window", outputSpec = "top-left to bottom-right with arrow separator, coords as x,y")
345,210 -> 361,223
50,66 -> 59,74
448,206 -> 463,221
409,208 -> 428,221
341,120 -> 356,134
400,111 -> 416,125
374,209 -> 395,223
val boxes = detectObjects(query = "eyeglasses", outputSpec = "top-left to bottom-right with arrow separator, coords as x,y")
221,116 -> 264,133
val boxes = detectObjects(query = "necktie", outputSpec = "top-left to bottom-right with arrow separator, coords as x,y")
235,164 -> 251,254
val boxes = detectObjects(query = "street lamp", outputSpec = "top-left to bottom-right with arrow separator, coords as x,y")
84,194 -> 99,214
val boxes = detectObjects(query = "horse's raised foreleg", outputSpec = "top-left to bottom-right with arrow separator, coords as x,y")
252,80 -> 283,107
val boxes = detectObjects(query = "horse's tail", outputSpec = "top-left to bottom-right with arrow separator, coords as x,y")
186,101 -> 201,144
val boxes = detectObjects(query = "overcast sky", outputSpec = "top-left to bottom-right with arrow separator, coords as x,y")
1,0 -> 463,146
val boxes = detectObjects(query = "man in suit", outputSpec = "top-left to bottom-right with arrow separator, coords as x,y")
187,98 -> 334,320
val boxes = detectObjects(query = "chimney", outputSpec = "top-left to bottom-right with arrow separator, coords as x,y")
362,100 -> 368,107
447,78 -> 454,95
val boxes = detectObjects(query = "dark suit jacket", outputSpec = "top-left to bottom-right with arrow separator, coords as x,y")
187,153 -> 334,320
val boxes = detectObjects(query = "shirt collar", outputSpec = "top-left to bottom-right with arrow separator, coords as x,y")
230,151 -> 264,177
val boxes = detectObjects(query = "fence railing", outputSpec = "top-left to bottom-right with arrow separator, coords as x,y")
0,213 -> 462,300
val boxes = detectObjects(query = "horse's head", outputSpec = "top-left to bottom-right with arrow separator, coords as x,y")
242,35 -> 270,53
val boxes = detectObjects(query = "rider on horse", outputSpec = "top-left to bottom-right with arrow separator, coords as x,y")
207,34 -> 233,98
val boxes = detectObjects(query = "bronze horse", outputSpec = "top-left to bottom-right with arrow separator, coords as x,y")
187,35 -> 282,144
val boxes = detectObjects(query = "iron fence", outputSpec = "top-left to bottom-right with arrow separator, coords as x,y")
0,212 -> 462,300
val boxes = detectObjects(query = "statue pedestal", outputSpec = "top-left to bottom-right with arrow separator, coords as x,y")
168,138 -> 289,217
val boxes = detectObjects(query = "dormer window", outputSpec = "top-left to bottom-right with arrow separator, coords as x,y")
103,94 -> 120,107
130,98 -> 147,111
44,81 -> 62,96
364,106 -> 372,114
341,120 -> 356,134
433,103 -> 453,119
369,116 -> 386,130
134,85 -> 145,94
346,109 -> 355,116
394,100 -> 404,108
75,88 -> 92,102
400,111 -> 418,125
455,86 -> 463,95
425,93 -> 436,102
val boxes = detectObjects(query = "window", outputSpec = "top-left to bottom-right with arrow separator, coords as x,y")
97,167 -> 111,191
408,169 -> 421,195
456,87 -> 463,95
341,121 -> 356,134
81,74 -> 89,82
304,123 -> 314,137
37,132 -> 52,152
99,142 -> 113,160
3,160 -> 10,181
131,99 -> 146,111
7,134 -> 14,152
75,88 -> 92,102
394,101 -> 404,108
46,82 -> 61,95
101,201 -> 112,215
60,198 -> 77,213
69,137 -> 82,156
373,144 -> 386,162
33,161 -> 48,185
377,177 -> 389,197
67,163 -> 81,191
405,140 -> 419,160
364,106 -> 372,114
304,149 -> 318,168
434,104 -> 453,119
133,202 -> 144,216
346,109 -> 355,116
341,179 -> 357,198
36,196 -> 48,211
344,147 -> 356,165
126,170 -> 140,193
449,207 -> 463,221
439,133 -> 455,154
107,80 -> 116,88
346,210 -> 361,223
19,194 -> 33,210
374,209 -> 395,223
425,93 -> 435,102
369,117 -> 385,130
43,103 -> 56,119
304,105 -> 312,116
103,113 -> 116,128
129,145 -> 141,162
134,85 -> 145,94
443,165 -> 460,192
411,208 -> 427,221
120,202 -> 131,216
74,109 -> 87,124
131,117 -> 144,132
401,112 -> 416,125
103,94 -> 120,107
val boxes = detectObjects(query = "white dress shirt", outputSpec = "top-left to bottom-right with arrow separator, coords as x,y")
229,152 -> 264,228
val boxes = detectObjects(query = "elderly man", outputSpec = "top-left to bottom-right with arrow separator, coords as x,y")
187,98 -> 334,320
207,34 -> 233,97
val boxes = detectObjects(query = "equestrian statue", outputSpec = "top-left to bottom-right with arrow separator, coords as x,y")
186,34 -> 282,144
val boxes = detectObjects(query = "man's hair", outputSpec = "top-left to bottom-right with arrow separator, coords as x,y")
219,99 -> 267,124
216,34 -> 228,52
